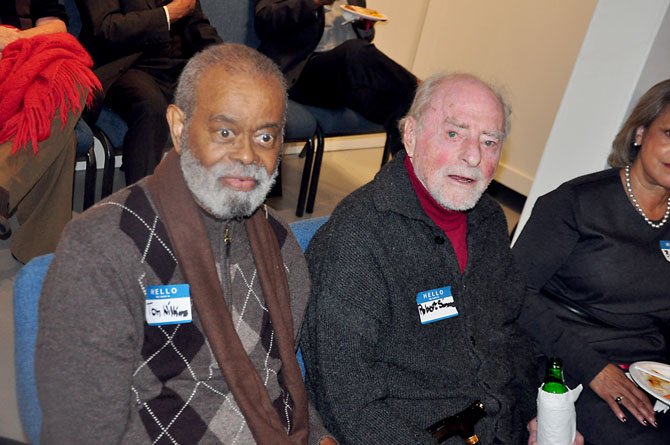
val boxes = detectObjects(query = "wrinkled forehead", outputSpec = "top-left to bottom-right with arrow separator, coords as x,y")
434,80 -> 503,124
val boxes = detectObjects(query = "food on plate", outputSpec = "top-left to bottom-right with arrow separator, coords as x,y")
342,4 -> 386,20
647,370 -> 670,399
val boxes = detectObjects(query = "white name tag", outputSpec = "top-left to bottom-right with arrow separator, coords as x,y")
416,285 -> 459,324
146,284 -> 192,326
661,240 -> 670,262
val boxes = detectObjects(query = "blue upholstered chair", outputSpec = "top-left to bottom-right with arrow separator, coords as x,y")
303,107 -> 386,214
13,216 -> 328,444
13,254 -> 51,445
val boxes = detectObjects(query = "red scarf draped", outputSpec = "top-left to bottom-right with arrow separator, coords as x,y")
0,32 -> 101,154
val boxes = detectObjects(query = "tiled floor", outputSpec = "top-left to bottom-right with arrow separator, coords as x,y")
0,146 -> 523,443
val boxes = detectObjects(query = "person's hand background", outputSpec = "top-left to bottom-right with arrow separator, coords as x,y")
166,0 -> 196,22
527,417 -> 585,445
589,363 -> 657,427
0,26 -> 19,52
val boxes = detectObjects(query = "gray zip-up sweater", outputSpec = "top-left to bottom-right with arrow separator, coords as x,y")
300,153 -> 536,444
36,180 -> 329,444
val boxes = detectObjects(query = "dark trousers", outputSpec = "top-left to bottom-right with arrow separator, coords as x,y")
576,386 -> 669,444
289,39 -> 417,156
0,100 -> 80,263
105,67 -> 176,186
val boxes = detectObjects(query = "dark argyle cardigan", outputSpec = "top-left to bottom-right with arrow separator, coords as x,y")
37,181 -> 320,444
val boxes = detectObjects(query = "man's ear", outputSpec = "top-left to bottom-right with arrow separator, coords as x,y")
403,117 -> 416,158
166,104 -> 186,154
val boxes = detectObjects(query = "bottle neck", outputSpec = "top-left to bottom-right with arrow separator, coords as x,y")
543,362 -> 568,394
427,401 -> 486,443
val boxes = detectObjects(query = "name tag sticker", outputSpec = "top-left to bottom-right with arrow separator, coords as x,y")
661,240 -> 670,262
146,284 -> 192,326
416,285 -> 459,324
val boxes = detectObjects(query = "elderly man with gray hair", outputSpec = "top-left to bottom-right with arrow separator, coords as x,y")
299,73 -> 539,444
36,43 -> 336,445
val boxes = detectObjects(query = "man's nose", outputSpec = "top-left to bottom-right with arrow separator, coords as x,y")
231,137 -> 258,165
460,137 -> 482,167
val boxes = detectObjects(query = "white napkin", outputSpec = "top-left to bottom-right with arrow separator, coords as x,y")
654,400 -> 669,413
536,384 -> 583,445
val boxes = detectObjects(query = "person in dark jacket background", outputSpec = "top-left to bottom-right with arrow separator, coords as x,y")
255,0 -> 417,157
75,0 -> 221,186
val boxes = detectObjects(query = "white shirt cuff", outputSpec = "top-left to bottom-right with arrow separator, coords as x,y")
163,6 -> 171,31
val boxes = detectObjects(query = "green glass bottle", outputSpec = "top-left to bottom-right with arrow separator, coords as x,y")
542,357 -> 568,394
426,400 -> 486,444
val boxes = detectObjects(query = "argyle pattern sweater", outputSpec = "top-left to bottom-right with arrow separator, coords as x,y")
36,180 -> 327,444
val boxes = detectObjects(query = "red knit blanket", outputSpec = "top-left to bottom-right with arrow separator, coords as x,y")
0,32 -> 101,154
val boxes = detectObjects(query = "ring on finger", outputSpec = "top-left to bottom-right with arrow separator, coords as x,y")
615,395 -> 624,404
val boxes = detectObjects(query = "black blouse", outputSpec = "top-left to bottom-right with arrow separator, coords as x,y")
514,168 -> 670,386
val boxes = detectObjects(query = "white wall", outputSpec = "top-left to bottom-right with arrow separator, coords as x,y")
513,0 -> 670,242
409,0 -> 596,194
356,1 -> 597,196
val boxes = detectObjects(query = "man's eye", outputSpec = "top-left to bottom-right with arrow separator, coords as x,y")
219,129 -> 231,138
447,131 -> 457,138
260,134 -> 273,143
483,140 -> 497,147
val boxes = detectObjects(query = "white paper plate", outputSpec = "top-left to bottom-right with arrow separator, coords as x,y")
629,361 -> 670,406
340,4 -> 388,22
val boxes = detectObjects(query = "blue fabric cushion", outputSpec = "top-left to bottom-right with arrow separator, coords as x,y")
285,101 -> 318,141
95,107 -> 129,150
289,216 -> 329,378
200,0 -> 259,47
14,253 -> 53,445
305,105 -> 384,136
74,120 -> 94,156
289,216 -> 329,252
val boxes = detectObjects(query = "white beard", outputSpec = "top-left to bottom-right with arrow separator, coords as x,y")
179,144 -> 278,220
421,165 -> 489,211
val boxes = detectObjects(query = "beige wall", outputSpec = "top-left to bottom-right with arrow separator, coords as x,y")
368,0 -> 596,195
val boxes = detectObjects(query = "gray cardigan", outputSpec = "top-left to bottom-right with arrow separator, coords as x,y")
36,180 -> 329,444
300,153 -> 536,444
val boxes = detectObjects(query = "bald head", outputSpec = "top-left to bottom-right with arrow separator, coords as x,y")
399,73 -> 510,143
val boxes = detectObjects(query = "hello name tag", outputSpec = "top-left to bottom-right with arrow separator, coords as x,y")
416,285 -> 459,324
661,241 -> 670,262
146,284 -> 192,326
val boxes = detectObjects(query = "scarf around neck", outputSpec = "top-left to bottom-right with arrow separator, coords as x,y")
147,150 -> 309,444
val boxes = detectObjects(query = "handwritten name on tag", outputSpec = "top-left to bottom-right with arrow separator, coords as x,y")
146,284 -> 192,326
416,286 -> 459,324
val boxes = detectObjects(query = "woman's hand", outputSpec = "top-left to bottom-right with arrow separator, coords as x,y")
527,417 -> 584,445
589,363 -> 657,426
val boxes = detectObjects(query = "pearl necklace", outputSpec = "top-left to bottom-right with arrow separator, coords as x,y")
624,165 -> 670,229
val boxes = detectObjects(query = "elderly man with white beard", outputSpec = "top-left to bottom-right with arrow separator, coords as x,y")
299,73 -> 540,444
36,43 -> 336,445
